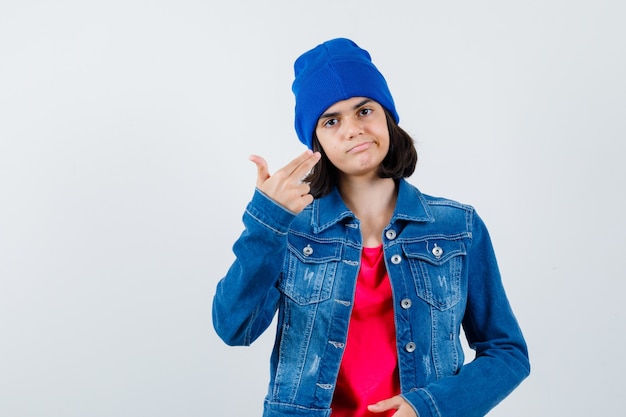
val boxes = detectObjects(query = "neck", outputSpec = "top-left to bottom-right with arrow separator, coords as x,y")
338,176 -> 396,213
338,176 -> 398,247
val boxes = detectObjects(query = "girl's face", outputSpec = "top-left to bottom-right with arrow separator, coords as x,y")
315,97 -> 390,180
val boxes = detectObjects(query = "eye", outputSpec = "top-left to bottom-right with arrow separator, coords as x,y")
358,107 -> 373,117
322,118 -> 338,128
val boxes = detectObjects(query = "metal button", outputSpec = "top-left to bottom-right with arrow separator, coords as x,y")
405,342 -> 416,352
303,244 -> 313,256
401,298 -> 412,309
385,229 -> 397,240
391,254 -> 402,265
432,244 -> 443,258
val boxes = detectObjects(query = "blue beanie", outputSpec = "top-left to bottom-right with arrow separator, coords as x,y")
292,38 -> 400,149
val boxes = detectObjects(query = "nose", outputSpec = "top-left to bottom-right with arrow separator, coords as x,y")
343,117 -> 363,139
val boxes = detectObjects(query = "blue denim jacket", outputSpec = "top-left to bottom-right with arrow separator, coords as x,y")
213,179 -> 529,417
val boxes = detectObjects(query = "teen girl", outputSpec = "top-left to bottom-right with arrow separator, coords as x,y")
213,38 -> 529,417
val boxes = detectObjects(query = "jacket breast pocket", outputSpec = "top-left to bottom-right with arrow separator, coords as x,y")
279,234 -> 342,306
404,239 -> 466,311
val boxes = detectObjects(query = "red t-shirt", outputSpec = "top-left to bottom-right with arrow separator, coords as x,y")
331,245 -> 400,417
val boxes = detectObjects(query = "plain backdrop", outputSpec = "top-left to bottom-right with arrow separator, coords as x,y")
1,1 -> 624,416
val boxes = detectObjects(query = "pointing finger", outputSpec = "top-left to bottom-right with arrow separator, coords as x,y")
291,151 -> 321,181
280,150 -> 318,177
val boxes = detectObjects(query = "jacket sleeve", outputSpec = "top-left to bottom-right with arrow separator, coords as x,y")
212,189 -> 295,346
402,211 -> 530,417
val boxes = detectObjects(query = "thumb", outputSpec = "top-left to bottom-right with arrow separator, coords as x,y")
368,401 -> 391,413
249,155 -> 269,188
368,397 -> 402,413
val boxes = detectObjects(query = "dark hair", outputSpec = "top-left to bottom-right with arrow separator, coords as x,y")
304,108 -> 418,198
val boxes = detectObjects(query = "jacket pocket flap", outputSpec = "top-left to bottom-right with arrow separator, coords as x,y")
403,239 -> 466,266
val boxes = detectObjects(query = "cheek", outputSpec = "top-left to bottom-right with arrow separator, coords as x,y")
378,130 -> 391,151
318,141 -> 342,166
316,133 -> 337,153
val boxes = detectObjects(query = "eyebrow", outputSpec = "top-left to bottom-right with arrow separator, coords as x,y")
319,99 -> 372,120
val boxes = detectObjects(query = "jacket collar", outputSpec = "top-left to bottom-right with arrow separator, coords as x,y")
311,179 -> 434,233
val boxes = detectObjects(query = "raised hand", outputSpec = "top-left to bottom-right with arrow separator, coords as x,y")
249,150 -> 321,214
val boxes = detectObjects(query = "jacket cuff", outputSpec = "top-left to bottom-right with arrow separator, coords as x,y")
244,188 -> 297,235
402,389 -> 439,417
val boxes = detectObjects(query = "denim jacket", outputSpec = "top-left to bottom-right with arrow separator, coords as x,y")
212,179 -> 529,417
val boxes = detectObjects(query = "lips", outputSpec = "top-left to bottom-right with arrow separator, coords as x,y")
347,141 -> 374,153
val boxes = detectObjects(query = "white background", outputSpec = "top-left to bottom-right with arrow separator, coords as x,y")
1,1 -> 624,416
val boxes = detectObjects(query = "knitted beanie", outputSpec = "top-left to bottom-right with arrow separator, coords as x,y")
292,38 -> 399,149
